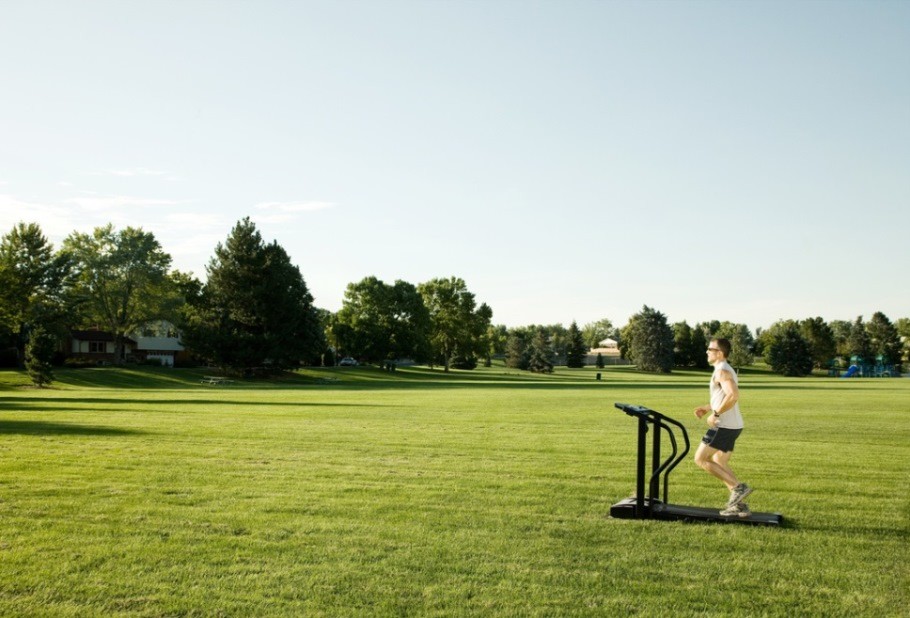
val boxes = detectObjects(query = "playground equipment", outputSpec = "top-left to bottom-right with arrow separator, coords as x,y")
841,356 -> 899,378
842,365 -> 859,378
610,402 -> 783,526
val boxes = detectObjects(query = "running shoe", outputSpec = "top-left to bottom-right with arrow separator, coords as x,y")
727,483 -> 753,506
720,502 -> 751,518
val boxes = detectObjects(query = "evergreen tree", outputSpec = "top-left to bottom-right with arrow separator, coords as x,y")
505,329 -> 530,370
623,306 -> 674,373
526,330 -> 554,373
181,218 -> 323,372
765,321 -> 813,376
866,312 -> 902,364
565,321 -> 587,368
847,316 -> 873,363
25,325 -> 56,387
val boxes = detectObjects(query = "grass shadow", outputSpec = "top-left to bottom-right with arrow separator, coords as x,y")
0,419 -> 147,436
53,367 -> 214,389
0,397 -> 397,412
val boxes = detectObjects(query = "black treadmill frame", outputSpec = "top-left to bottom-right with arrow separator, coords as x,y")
610,402 -> 783,526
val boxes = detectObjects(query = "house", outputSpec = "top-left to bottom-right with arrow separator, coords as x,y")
68,329 -> 187,366
134,336 -> 185,367
69,330 -> 137,365
587,337 -> 629,366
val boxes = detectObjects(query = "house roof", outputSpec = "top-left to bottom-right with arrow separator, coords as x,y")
134,337 -> 185,352
71,330 -> 137,345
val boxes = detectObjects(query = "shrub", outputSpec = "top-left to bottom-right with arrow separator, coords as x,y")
25,327 -> 56,387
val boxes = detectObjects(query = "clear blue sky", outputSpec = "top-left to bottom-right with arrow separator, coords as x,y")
1,0 -> 907,331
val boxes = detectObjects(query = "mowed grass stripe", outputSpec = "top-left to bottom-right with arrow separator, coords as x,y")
0,365 -> 907,616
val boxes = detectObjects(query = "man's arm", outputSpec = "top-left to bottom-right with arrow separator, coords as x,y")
713,369 -> 739,415
695,369 -> 739,423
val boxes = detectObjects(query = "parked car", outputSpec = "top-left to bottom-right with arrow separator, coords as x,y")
338,357 -> 358,366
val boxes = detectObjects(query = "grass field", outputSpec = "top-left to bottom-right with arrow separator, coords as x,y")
0,364 -> 907,616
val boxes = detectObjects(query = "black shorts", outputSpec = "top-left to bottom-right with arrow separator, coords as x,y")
701,427 -> 743,453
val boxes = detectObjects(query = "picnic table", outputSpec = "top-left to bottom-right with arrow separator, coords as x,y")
200,376 -> 234,386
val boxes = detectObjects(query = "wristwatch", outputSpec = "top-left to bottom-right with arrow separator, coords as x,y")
712,410 -> 721,418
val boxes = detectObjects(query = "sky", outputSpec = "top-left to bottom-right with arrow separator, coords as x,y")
1,0 -> 908,331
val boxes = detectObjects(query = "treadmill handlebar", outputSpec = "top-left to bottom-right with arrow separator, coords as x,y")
614,402 -> 656,418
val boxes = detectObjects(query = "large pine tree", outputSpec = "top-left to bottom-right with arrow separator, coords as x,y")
847,316 -> 873,363
526,330 -> 554,374
565,321 -> 587,368
181,218 -> 323,373
866,312 -> 902,364
622,305 -> 674,373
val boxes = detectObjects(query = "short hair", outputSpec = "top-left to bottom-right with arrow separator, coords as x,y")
712,338 -> 732,358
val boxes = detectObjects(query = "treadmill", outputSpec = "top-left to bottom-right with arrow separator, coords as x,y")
610,402 -> 783,526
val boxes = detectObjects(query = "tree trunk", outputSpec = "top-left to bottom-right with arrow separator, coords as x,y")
114,335 -> 125,365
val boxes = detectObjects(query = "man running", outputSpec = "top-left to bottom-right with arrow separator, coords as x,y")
693,338 -> 753,517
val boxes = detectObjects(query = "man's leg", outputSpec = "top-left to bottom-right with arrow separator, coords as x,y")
711,449 -> 741,490
694,442 -> 739,490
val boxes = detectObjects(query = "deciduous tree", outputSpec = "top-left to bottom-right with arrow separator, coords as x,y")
690,326 -> 710,369
63,225 -> 179,364
418,277 -> 491,372
765,320 -> 813,376
483,324 -> 509,367
582,318 -> 616,350
799,317 -> 836,368
897,318 -> 910,364
0,222 -> 73,363
714,322 -> 754,371
332,276 -> 430,364
673,321 -> 697,367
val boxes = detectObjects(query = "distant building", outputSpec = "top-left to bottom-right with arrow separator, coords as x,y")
587,337 -> 629,366
67,329 -> 186,366
134,336 -> 186,367
69,330 -> 137,364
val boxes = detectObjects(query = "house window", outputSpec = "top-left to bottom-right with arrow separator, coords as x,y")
89,341 -> 105,353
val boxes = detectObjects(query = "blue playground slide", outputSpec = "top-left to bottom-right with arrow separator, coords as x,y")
842,365 -> 859,378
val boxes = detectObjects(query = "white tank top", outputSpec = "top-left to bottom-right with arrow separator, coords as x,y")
710,360 -> 744,429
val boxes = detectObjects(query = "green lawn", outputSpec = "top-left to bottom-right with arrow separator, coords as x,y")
0,365 -> 907,616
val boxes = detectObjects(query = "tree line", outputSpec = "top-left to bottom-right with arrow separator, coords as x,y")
616,306 -> 906,377
1,219 -> 907,386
